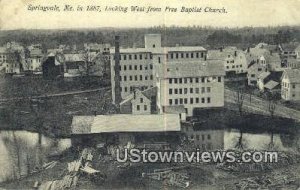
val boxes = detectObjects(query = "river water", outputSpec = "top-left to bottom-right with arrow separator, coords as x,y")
0,129 -> 299,183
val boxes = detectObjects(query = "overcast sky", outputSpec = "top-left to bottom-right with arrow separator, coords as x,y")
0,0 -> 299,30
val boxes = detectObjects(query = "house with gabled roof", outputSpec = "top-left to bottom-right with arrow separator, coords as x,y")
281,69 -> 300,101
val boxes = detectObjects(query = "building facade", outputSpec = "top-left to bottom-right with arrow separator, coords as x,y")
281,69 -> 300,101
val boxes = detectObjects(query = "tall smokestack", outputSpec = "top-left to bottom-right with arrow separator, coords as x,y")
114,35 -> 122,108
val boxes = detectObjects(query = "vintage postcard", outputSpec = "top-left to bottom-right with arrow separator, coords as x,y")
0,0 -> 300,189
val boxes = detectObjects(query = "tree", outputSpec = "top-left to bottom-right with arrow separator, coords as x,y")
234,89 -> 245,117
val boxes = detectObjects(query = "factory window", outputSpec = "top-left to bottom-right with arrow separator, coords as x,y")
145,76 -> 148,80
130,76 -> 133,81
184,78 -> 187,83
123,55 -> 127,60
124,87 -> 127,92
190,135 -> 194,139
190,78 -> 193,83
139,54 -> 143,60
176,53 -> 179,59
201,52 -> 204,58
179,89 -> 183,94
140,65 -> 142,70
202,98 -> 205,103
181,53 -> 184,58
145,66 -> 148,70
184,98 -> 188,104
191,53 -> 194,58
124,65 -> 127,70
137,105 -> 140,111
158,57 -> 161,63
202,87 -> 205,93
134,65 -> 137,70
129,65 -> 132,70
218,77 -> 221,82
292,84 -> 295,89
195,88 -> 199,94
174,89 -> 178,94
179,78 -> 182,83
184,88 -> 188,94
190,98 -> 193,104
169,89 -> 173,95
134,55 -> 137,60
140,98 -> 143,103
196,52 -> 199,58
196,78 -> 199,83
207,87 -> 211,93
169,99 -> 173,105
190,88 -> 193,93
174,79 -> 178,84
202,135 -> 205,140
144,105 -> 147,111
207,134 -> 211,140
196,98 -> 199,103
169,79 -> 172,84
180,98 -> 183,104
145,54 -> 148,59
135,76 -> 138,81
129,55 -> 132,60
201,77 -> 205,83
171,53 -> 173,59
153,44 -> 155,48
150,54 -> 153,59
124,76 -> 127,81
150,75 -> 153,80
175,99 -> 178,105
186,53 -> 189,58
207,97 -> 211,103
150,64 -> 153,69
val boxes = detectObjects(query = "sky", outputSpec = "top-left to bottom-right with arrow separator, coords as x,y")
0,0 -> 299,30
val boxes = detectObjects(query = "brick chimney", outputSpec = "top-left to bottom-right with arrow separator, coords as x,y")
114,36 -> 122,107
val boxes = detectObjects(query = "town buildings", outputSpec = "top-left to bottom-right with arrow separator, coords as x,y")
207,47 -> 247,74
257,71 -> 283,94
281,69 -> 300,101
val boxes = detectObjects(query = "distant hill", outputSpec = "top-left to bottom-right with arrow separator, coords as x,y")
0,25 -> 299,50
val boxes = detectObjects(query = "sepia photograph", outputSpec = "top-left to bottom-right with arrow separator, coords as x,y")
0,0 -> 300,189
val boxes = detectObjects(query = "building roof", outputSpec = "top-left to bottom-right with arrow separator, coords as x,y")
30,49 -> 43,57
283,69 -> 300,83
71,114 -> 181,134
156,60 -> 225,78
0,47 -> 7,54
163,105 -> 186,114
110,46 -> 206,54
120,87 -> 157,105
265,80 -> 279,90
64,53 -> 84,62
280,42 -> 300,52
258,71 -> 271,80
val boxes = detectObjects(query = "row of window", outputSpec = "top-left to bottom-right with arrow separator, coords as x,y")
136,104 -> 148,111
118,64 -> 153,71
226,65 -> 243,69
169,77 -> 221,84
189,134 -> 211,141
282,82 -> 296,89
114,53 -> 152,61
167,52 -> 205,59
169,97 -> 211,105
120,75 -> 153,82
169,87 -> 211,95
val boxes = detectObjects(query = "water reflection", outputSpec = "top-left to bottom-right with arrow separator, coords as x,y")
0,130 -> 71,183
182,126 -> 300,152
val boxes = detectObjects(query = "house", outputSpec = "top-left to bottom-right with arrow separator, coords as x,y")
281,69 -> 300,101
207,47 -> 247,74
286,58 -> 300,69
155,60 -> 225,117
279,42 -> 299,59
70,114 -> 181,146
246,47 -> 280,86
120,87 -> 157,114
257,71 -> 283,93
25,48 -> 44,73
110,34 -> 208,104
